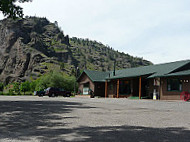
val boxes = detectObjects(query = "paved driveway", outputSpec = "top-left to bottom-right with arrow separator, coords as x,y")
0,96 -> 190,142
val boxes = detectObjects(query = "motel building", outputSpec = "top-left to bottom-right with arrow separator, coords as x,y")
77,60 -> 190,100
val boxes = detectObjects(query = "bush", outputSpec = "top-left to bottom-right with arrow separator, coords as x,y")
30,81 -> 37,92
20,81 -> 30,95
8,89 -> 15,95
13,82 -> 20,94
35,71 -> 76,91
3,71 -> 77,94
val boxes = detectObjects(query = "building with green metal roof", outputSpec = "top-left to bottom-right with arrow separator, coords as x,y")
78,70 -> 110,82
77,60 -> 190,100
77,70 -> 109,97
107,60 -> 190,79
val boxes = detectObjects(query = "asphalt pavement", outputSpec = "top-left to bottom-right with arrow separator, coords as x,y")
0,96 -> 189,142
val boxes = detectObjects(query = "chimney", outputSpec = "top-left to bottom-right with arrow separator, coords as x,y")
113,60 -> 116,76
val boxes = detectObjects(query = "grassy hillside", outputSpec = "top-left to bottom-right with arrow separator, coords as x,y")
70,37 -> 152,71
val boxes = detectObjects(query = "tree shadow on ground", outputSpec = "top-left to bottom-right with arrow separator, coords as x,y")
0,100 -> 94,141
0,100 -> 189,142
68,125 -> 190,142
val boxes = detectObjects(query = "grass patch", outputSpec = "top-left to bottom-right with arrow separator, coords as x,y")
128,96 -> 151,99
128,96 -> 139,99
0,91 -> 33,96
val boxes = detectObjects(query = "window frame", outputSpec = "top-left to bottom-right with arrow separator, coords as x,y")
167,78 -> 182,92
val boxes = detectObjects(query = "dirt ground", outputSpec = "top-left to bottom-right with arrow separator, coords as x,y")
0,96 -> 190,142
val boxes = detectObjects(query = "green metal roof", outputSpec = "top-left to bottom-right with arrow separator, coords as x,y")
107,60 -> 190,79
77,60 -> 190,82
162,69 -> 190,77
78,70 -> 109,82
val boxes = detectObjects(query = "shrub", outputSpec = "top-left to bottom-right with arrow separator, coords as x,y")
20,81 -> 30,95
8,89 -> 14,95
35,71 -> 76,91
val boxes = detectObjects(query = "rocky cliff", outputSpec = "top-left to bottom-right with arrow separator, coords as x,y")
0,17 -> 152,84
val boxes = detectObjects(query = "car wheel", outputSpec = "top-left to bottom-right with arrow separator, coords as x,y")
52,93 -> 55,97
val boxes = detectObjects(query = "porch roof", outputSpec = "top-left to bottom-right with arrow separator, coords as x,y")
107,60 -> 190,79
161,69 -> 190,77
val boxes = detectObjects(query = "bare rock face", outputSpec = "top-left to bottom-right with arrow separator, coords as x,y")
0,17 -> 69,84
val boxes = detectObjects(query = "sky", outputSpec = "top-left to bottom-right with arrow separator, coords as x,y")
0,0 -> 190,64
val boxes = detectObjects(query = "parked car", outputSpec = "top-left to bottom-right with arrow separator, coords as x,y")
45,87 -> 71,97
34,91 -> 45,97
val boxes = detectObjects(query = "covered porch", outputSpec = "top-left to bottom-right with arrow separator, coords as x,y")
105,76 -> 153,99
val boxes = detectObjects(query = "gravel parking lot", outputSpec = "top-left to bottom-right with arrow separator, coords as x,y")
0,96 -> 190,142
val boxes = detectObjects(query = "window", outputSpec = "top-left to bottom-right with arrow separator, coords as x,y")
167,79 -> 182,91
119,80 -> 131,95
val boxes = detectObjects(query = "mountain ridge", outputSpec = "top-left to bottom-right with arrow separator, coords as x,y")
0,17 -> 152,84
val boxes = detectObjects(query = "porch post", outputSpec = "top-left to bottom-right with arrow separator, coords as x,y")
105,81 -> 108,98
117,79 -> 120,98
139,77 -> 142,99
159,78 -> 162,100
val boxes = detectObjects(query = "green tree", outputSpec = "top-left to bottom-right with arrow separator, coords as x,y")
9,89 -> 14,95
35,71 -> 76,92
20,81 -> 30,95
30,80 -> 37,92
65,35 -> 69,45
64,75 -> 76,92
60,62 -> 65,70
0,0 -> 32,19
13,82 -> 20,94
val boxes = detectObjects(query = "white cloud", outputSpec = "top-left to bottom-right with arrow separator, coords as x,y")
1,0 -> 190,64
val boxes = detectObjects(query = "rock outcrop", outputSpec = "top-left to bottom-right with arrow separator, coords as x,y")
0,17 -> 152,84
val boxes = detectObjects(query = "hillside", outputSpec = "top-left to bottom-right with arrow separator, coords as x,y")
70,38 -> 152,71
0,17 -> 152,84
